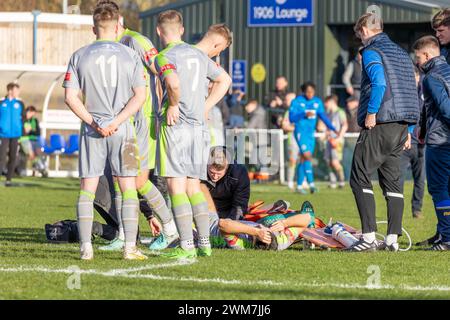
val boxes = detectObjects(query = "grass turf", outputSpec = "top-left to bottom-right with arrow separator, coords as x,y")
0,177 -> 449,300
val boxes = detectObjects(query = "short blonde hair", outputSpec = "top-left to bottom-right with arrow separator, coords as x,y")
412,35 -> 440,52
206,23 -> 233,46
354,13 -> 383,35
432,9 -> 450,29
208,146 -> 230,171
157,10 -> 183,28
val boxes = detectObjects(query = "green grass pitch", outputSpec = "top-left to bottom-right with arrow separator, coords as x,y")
0,177 -> 449,300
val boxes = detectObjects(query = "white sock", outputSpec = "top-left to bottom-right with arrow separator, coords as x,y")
125,242 -> 136,250
181,239 -> 195,250
163,219 -> 178,238
118,227 -> 125,241
363,232 -> 376,243
385,234 -> 398,246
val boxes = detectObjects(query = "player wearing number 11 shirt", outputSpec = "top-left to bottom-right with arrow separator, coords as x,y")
63,3 -> 147,260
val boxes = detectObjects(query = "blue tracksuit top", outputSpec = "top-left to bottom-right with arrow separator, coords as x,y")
0,97 -> 24,139
289,95 -> 336,138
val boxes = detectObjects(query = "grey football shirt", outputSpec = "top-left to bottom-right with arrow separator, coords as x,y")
118,29 -> 159,119
63,40 -> 146,127
155,41 -> 224,126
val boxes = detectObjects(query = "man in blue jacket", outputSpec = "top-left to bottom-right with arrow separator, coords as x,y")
347,13 -> 419,252
0,83 -> 24,187
432,8 -> 450,64
414,36 -> 450,251
289,82 -> 337,194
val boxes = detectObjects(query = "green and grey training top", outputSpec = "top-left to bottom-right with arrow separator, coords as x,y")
118,28 -> 159,120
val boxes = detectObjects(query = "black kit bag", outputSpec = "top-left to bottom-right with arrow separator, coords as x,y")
45,220 -> 79,243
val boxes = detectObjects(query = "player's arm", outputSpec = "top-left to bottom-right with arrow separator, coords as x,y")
339,115 -> 348,139
218,219 -> 271,244
281,112 -> 295,132
229,167 -> 250,220
165,73 -> 181,126
205,72 -> 232,116
269,214 -> 311,233
107,52 -> 147,132
425,75 -> 450,125
64,88 -> 105,135
362,50 -> 386,129
110,86 -> 147,128
155,54 -> 180,126
288,99 -> 305,123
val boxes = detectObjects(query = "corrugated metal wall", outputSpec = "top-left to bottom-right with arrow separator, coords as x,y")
141,0 -> 435,102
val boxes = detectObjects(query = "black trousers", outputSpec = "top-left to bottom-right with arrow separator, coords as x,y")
0,138 -> 19,181
350,123 -> 408,235
400,143 -> 425,213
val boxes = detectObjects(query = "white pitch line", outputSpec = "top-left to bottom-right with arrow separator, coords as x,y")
0,259 -> 196,277
0,263 -> 449,293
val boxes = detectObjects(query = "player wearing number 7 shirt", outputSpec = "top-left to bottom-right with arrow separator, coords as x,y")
63,3 -> 147,260
154,10 -> 232,259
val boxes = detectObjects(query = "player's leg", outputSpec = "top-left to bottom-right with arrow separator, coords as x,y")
6,138 -> 19,183
287,137 -> 299,190
109,121 -> 146,260
331,158 -> 345,188
348,129 -> 385,251
426,146 -> 450,250
273,227 -> 303,251
410,144 -> 425,217
377,153 -> 404,251
302,149 -> 315,193
77,177 -> 99,260
98,175 -> 126,251
162,176 -> 197,258
333,140 -> 345,188
77,125 -> 107,259
324,144 -> 336,189
219,219 -> 269,250
136,168 -> 178,248
187,177 -> 211,256
293,132 -> 306,193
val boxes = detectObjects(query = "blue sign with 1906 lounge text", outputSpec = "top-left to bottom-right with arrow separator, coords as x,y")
248,0 -> 314,27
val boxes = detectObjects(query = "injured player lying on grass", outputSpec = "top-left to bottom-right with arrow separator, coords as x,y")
148,185 -> 315,252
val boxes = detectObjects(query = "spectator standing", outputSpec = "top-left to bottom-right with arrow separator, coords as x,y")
246,100 -> 267,129
324,95 -> 348,189
19,106 -> 47,176
342,49 -> 363,98
432,9 -> 450,64
281,92 -> 299,190
265,76 -> 289,128
227,89 -> 245,128
0,83 -> 24,186
289,82 -> 337,194
414,36 -> 450,251
348,13 -> 419,252
343,96 -> 361,179
400,68 -> 425,219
